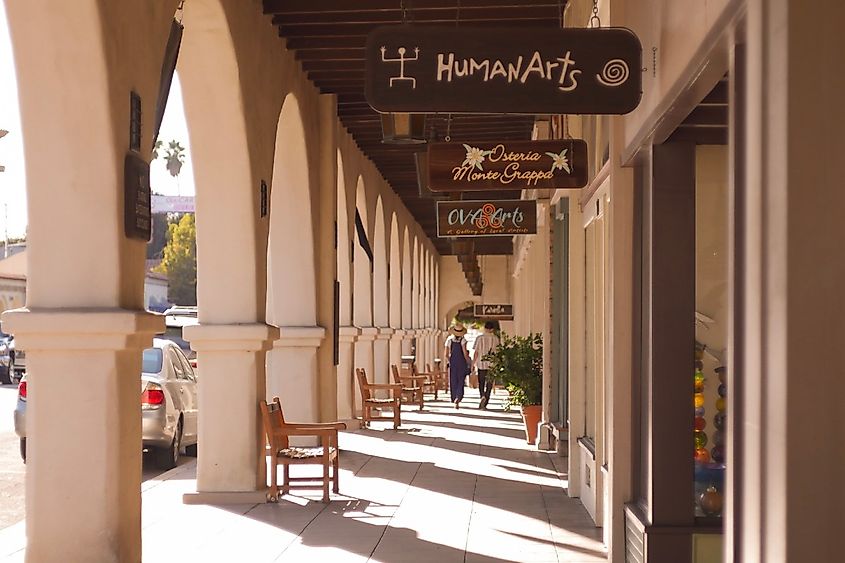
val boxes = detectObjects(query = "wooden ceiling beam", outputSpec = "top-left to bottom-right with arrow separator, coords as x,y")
278,19 -> 558,37
264,0 -> 562,15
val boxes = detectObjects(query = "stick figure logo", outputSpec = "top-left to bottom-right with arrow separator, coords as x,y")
380,46 -> 420,89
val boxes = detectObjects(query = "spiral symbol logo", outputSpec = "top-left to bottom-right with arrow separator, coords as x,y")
596,59 -> 629,87
475,203 -> 503,230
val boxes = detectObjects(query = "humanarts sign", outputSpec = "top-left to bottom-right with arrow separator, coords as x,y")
365,26 -> 642,115
437,200 -> 537,238
427,139 -> 588,192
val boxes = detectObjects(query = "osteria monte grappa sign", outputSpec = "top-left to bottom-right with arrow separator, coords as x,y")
428,139 -> 587,192
365,26 -> 642,115
437,200 -> 537,238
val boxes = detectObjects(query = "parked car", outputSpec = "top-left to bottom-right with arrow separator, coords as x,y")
9,337 -> 25,383
14,338 -> 198,469
0,330 -> 12,384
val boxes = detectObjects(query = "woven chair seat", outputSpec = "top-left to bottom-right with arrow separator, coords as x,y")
402,386 -> 421,392
364,397 -> 396,404
277,446 -> 336,459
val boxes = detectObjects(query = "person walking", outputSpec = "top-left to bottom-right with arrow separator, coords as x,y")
472,321 -> 500,410
444,323 -> 471,409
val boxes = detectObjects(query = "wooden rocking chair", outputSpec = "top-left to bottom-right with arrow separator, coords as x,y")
355,368 -> 403,429
391,364 -> 426,410
260,396 -> 346,503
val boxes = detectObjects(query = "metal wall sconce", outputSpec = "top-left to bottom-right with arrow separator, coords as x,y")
381,113 -> 427,144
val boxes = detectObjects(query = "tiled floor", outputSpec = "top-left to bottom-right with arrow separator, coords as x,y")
1,389 -> 606,562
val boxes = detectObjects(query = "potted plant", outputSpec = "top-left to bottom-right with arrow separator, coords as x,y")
484,332 -> 543,444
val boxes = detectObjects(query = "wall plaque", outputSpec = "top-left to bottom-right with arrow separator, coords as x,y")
366,26 -> 642,115
437,200 -> 537,238
124,152 -> 152,241
474,304 -> 514,320
428,139 -> 587,192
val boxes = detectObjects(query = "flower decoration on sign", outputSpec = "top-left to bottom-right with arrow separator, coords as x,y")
545,149 -> 571,174
462,144 -> 492,171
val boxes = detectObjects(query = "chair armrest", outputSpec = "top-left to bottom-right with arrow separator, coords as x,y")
283,422 -> 347,430
273,427 -> 336,437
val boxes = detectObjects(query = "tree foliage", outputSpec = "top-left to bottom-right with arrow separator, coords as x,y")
154,213 -> 197,306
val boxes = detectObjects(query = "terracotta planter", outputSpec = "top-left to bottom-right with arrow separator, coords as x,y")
520,404 -> 542,444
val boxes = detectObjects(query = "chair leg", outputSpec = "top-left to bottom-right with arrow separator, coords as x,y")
283,464 -> 290,494
322,460 -> 331,503
393,401 -> 401,429
269,458 -> 278,501
333,455 -> 340,494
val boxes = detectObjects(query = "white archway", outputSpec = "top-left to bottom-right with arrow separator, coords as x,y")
352,176 -> 372,327
336,152 -> 352,327
373,197 -> 388,327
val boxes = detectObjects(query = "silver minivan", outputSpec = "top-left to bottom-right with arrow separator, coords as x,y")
15,338 -> 198,469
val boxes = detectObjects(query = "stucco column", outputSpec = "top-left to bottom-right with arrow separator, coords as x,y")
337,326 -> 360,422
2,310 -> 162,562
389,328 -> 405,372
374,327 -> 393,385
183,323 -> 277,504
267,327 -> 326,425
735,4 -> 845,561
354,327 -> 378,405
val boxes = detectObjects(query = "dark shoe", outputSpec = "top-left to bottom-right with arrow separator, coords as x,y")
479,397 -> 488,410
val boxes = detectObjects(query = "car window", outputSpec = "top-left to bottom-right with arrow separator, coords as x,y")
142,348 -> 163,373
167,348 -> 186,379
174,347 -> 196,382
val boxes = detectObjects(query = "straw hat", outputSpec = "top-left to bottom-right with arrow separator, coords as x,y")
449,323 -> 467,337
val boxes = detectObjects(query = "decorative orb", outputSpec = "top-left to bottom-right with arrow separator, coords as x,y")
694,372 -> 705,393
716,397 -> 726,412
699,486 -> 723,516
694,359 -> 704,370
695,407 -> 706,417
694,347 -> 704,361
718,383 -> 727,397
711,445 -> 725,463
713,430 -> 724,447
716,366 -> 726,384
694,417 -> 707,431
714,412 -> 726,431
695,447 -> 711,464
694,393 -> 705,409
694,431 -> 709,449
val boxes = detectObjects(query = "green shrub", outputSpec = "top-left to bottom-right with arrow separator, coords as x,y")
483,333 -> 543,407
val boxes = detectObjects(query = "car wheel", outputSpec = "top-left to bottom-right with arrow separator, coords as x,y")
185,442 -> 198,457
154,419 -> 182,470
19,438 -> 26,463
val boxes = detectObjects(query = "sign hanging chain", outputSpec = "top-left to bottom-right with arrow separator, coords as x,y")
590,0 -> 601,28
456,0 -> 461,27
445,114 -> 452,142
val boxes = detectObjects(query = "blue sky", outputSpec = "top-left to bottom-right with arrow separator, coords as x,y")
0,3 -> 194,240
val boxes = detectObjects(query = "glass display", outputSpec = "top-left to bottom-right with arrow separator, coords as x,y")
693,346 -> 725,518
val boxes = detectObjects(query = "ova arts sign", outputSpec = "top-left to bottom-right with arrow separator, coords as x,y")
365,26 -> 642,115
437,200 -> 537,238
427,139 -> 588,191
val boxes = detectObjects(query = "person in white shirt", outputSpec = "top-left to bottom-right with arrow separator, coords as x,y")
471,321 -> 500,410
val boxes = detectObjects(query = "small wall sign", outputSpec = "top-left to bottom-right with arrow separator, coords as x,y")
428,139 -> 588,192
437,200 -> 537,238
124,152 -> 152,241
474,303 -> 514,320
366,26 -> 642,115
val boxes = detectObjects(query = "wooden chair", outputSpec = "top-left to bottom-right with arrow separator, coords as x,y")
260,396 -> 346,503
391,364 -> 426,410
355,368 -> 402,429
420,362 -> 448,400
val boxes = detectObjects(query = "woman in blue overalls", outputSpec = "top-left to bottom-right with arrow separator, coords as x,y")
444,323 -> 471,409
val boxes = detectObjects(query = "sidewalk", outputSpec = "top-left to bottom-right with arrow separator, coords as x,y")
1,390 -> 606,562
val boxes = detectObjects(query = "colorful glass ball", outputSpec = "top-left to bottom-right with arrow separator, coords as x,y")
716,397 -> 726,412
695,407 -> 706,417
694,373 -> 705,393
711,445 -> 725,463
713,431 -> 724,447
714,412 -> 726,431
716,367 -> 726,384
718,383 -> 727,398
699,486 -> 724,516
694,393 -> 705,409
695,447 -> 711,464
694,431 -> 709,449
694,417 -> 707,431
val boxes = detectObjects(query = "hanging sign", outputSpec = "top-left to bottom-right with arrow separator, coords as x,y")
124,152 -> 152,241
427,139 -> 588,192
437,200 -> 537,238
474,304 -> 514,320
365,26 -> 642,115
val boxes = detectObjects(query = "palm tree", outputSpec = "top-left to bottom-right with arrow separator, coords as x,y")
164,140 -> 186,178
